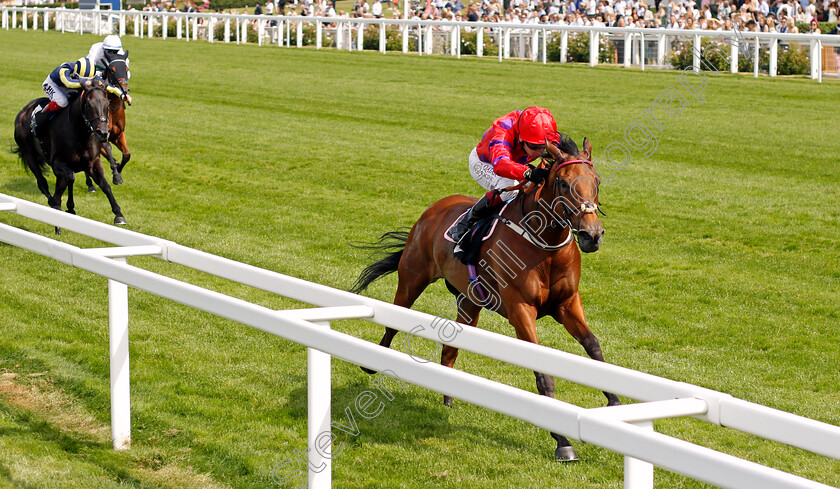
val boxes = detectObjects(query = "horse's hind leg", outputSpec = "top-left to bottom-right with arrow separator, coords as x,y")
114,132 -> 130,176
85,171 -> 96,193
89,159 -> 126,225
441,294 -> 481,408
361,247 -> 436,375
50,162 -> 73,235
554,292 -> 621,407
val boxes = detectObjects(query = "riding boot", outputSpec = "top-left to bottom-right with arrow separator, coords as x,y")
31,108 -> 53,138
452,191 -> 500,256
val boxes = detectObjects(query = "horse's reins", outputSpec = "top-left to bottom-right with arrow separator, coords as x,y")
496,157 -> 601,251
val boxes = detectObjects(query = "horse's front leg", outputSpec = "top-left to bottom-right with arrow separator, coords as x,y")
554,292 -> 621,407
89,157 -> 126,225
508,302 -> 579,462
100,142 -> 123,185
114,132 -> 131,175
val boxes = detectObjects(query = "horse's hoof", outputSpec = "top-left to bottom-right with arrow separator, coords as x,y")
113,174 -> 123,186
360,366 -> 377,375
87,186 -> 96,193
66,209 -> 76,215
555,446 -> 579,462
443,395 -> 453,408
114,217 -> 127,226
54,227 -> 62,235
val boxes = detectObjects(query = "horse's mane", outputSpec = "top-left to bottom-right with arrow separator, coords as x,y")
555,132 -> 578,156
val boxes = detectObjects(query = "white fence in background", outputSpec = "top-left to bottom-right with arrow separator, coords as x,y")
1,193 -> 840,488
3,6 -> 840,82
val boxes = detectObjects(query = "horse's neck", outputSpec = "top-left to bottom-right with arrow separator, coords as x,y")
514,182 -> 572,246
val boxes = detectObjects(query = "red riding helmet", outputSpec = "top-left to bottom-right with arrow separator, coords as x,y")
517,107 -> 558,145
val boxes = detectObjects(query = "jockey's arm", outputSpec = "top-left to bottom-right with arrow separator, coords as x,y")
58,66 -> 87,89
489,141 -> 529,181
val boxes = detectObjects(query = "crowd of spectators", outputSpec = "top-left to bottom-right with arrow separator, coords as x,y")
138,0 -> 840,33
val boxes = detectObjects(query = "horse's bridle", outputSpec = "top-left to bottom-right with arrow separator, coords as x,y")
105,60 -> 129,110
498,157 -> 603,251
550,158 -> 604,234
81,85 -> 109,137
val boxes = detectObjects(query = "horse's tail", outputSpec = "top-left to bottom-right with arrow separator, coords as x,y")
350,229 -> 410,294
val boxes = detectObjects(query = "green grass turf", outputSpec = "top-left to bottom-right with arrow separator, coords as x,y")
0,28 -> 839,489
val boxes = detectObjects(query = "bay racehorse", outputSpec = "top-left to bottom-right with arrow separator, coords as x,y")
86,49 -> 131,191
351,136 -> 620,461
13,80 -> 127,228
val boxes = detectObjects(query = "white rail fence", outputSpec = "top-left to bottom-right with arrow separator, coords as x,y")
1,193 -> 839,488
3,6 -> 840,82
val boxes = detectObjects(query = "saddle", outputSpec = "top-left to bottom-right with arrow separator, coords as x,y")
444,203 -> 508,265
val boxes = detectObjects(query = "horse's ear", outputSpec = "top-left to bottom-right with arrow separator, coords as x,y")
583,137 -> 592,159
545,139 -> 568,162
124,50 -> 129,58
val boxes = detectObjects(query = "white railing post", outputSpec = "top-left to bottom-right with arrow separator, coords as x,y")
589,29 -> 598,67
456,25 -> 461,59
12,9 -> 17,29
209,17 -> 215,42
753,36 -> 759,78
177,16 -> 182,38
426,24 -> 433,55
401,21 -> 408,53
477,27 -> 483,57
307,321 -> 331,489
162,14 -> 168,39
357,21 -> 364,51
258,18 -> 264,46
624,32 -> 632,67
541,28 -> 547,64
23,8 -> 28,31
810,38 -> 821,80
560,30 -> 568,63
109,257 -> 131,451
297,19 -> 303,48
497,27 -> 502,62
224,18 -> 230,42
530,28 -> 538,61
656,34 -> 665,67
693,34 -> 701,72
624,420 -> 654,489
316,19 -> 322,49
119,12 -> 124,36
380,21 -> 386,53
730,36 -> 738,73
769,38 -> 778,77
133,12 -> 139,37
639,33 -> 645,70
2,9 -> 8,30
193,15 -> 198,41
503,27 -> 510,58
451,25 -> 458,57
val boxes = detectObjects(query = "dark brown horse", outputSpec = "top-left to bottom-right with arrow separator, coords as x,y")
352,137 -> 619,461
13,81 -> 126,227
86,49 -> 131,191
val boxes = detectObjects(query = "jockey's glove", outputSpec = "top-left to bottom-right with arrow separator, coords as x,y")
524,167 -> 549,184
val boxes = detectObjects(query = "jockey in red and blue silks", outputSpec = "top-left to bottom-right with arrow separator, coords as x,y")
451,106 -> 560,253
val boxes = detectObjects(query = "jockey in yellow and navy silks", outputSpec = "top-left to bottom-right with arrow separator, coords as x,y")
31,57 -> 125,138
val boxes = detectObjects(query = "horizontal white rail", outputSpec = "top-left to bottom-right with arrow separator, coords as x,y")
3,6 -> 838,82
1,192 -> 838,489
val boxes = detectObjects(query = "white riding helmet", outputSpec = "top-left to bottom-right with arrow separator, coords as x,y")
103,35 -> 122,52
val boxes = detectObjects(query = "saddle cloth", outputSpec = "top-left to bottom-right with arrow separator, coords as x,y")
444,203 -> 509,265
